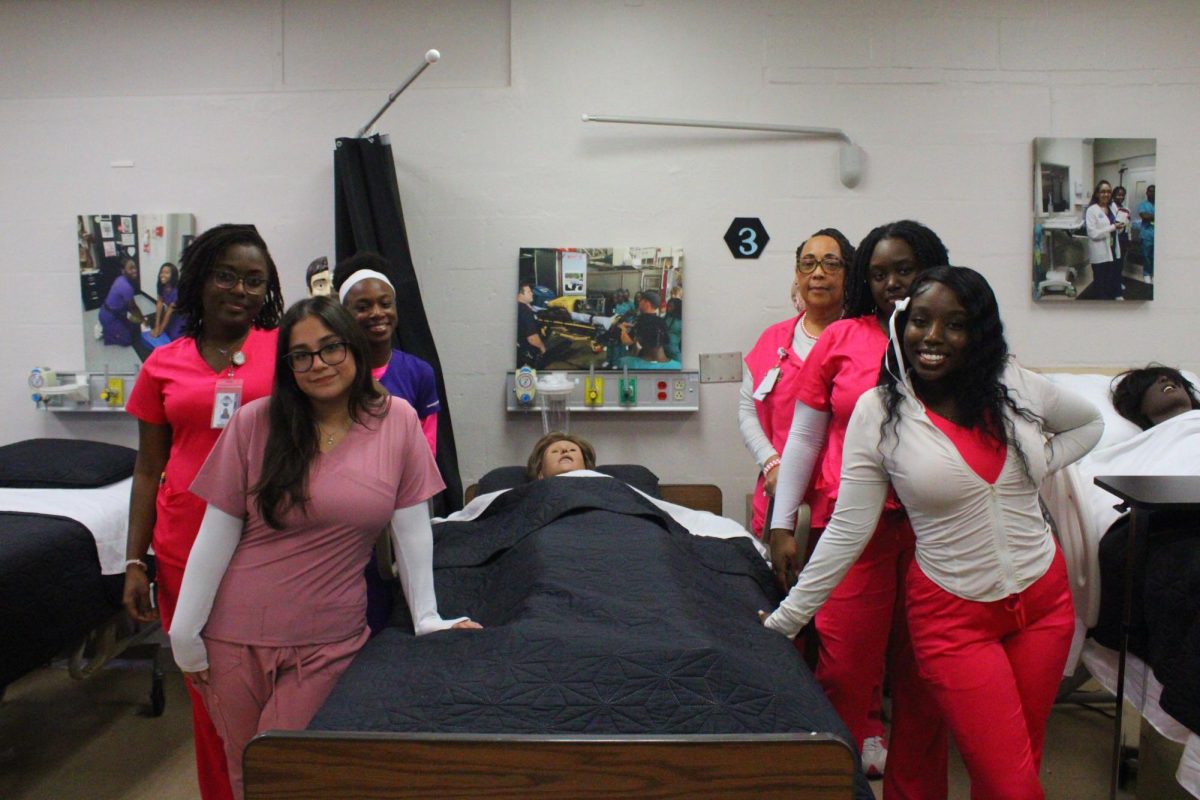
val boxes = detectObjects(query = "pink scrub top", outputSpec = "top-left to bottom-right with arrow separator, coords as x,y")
125,328 -> 279,570
744,314 -> 815,536
792,316 -> 903,528
189,396 -> 445,646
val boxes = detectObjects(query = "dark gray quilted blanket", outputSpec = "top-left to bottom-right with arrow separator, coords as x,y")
310,477 -> 869,797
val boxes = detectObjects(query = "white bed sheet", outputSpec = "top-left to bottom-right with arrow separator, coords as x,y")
0,477 -> 132,575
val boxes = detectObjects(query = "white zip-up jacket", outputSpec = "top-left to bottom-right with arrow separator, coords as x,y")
765,361 -> 1103,637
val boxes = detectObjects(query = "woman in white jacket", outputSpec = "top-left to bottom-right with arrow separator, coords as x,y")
763,266 -> 1102,799
1085,180 -> 1126,299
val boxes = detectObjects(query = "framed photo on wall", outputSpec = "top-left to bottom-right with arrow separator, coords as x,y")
1032,138 -> 1156,302
516,246 -> 684,371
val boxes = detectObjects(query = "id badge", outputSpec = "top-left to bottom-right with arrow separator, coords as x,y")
753,366 -> 780,401
211,378 -> 244,429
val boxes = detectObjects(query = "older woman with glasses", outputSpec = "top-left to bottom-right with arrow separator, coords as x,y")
168,296 -> 480,800
123,224 -> 285,800
739,228 -> 854,541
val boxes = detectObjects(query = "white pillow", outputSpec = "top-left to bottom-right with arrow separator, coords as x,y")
1040,373 -> 1142,451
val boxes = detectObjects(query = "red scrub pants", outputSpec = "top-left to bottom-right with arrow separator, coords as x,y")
156,560 -> 234,800
905,549 -> 1074,800
813,512 -> 948,799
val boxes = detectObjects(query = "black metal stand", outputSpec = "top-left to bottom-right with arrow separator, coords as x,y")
1092,475 -> 1200,800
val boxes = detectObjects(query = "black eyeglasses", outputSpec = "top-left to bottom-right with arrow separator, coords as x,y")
211,268 -> 269,295
797,255 -> 846,274
284,341 -> 349,373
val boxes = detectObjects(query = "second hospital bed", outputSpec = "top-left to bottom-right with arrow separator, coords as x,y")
1039,371 -> 1200,798
0,438 -> 163,714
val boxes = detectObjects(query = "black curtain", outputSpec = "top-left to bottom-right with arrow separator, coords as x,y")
334,135 -> 463,513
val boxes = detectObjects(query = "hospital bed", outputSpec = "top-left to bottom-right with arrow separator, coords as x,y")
244,466 -> 868,800
0,438 -> 164,715
1039,370 -> 1200,798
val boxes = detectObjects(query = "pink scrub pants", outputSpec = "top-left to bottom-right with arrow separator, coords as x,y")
813,512 -> 948,799
156,560 -> 234,800
905,549 -> 1074,800
198,629 -> 371,800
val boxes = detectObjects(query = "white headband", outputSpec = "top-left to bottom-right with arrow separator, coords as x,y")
338,269 -> 395,302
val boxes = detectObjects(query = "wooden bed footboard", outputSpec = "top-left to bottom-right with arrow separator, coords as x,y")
244,731 -> 856,799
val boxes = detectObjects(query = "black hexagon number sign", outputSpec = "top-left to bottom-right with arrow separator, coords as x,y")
724,217 -> 769,259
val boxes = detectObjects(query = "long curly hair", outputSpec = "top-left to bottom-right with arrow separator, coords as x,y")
175,224 -> 284,338
880,266 -> 1041,479
250,296 -> 388,529
1112,365 -> 1200,430
844,220 -> 950,319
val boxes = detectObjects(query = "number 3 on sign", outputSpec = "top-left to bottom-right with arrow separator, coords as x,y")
723,217 -> 770,260
738,227 -> 758,256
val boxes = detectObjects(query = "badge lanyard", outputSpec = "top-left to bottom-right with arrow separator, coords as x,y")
211,355 -> 245,430
752,347 -> 788,401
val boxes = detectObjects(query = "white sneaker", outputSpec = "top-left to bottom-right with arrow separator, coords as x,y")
861,735 -> 887,779
1143,273 -> 1152,284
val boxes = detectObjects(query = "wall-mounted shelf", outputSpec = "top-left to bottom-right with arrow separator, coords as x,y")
505,370 -> 699,413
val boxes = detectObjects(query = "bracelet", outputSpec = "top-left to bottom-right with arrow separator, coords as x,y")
124,558 -> 148,572
762,457 -> 781,476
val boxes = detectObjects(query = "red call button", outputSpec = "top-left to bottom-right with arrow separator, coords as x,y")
657,381 -> 667,390
657,391 -> 667,400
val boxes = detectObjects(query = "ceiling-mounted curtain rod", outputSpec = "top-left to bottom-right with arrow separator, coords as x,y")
581,114 -> 864,188
356,49 -> 441,138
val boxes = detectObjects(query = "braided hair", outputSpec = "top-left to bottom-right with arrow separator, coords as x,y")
844,220 -> 950,318
176,224 -> 284,337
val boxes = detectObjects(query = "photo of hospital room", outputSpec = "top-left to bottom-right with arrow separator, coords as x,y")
2,3 -> 1199,800
1032,139 -> 1157,302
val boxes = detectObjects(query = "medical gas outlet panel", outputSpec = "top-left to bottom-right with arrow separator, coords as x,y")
506,370 -> 699,412
29,369 -> 137,412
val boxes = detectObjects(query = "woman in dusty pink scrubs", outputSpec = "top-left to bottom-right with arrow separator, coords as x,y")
168,297 -> 480,799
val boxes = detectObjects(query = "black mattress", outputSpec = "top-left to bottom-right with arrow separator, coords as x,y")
1091,510 -> 1200,732
311,476 -> 870,799
0,511 -> 123,692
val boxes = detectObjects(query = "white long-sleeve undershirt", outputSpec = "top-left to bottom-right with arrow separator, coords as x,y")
170,502 -> 462,673
767,402 -> 831,532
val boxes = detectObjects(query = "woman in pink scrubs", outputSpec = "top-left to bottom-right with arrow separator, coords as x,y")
123,224 -> 284,800
740,227 -> 854,540
768,220 -> 951,797
168,297 -> 480,799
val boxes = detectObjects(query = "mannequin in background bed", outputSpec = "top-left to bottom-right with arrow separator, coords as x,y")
123,224 -> 285,800
169,297 -> 479,800
1111,365 -> 1200,429
764,266 -> 1102,800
